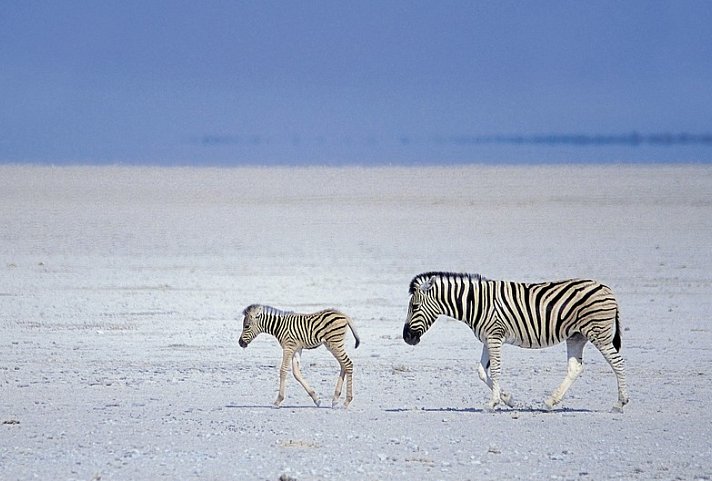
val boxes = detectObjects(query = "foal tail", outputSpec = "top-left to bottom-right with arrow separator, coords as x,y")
346,315 -> 361,349
613,310 -> 622,353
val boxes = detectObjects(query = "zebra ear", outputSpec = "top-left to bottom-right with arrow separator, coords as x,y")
420,276 -> 435,292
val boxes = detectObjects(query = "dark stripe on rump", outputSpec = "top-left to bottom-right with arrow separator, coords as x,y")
555,282 -> 604,335
556,284 -> 603,329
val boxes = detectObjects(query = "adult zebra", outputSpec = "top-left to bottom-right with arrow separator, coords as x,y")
239,304 -> 360,408
402,272 -> 629,411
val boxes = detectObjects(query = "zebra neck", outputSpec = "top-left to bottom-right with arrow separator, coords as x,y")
470,279 -> 492,329
437,277 -> 490,329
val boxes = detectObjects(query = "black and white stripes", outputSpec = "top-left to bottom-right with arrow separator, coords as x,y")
403,271 -> 629,410
239,304 -> 360,408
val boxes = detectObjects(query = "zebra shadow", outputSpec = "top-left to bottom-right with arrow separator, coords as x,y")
384,405 -> 594,414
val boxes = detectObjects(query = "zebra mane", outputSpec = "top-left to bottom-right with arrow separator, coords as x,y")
408,271 -> 486,294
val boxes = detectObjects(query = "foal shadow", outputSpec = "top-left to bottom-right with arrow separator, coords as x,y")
224,403 -> 328,410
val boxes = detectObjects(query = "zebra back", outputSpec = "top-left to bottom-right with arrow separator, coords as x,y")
409,272 -> 619,349
487,278 -> 618,348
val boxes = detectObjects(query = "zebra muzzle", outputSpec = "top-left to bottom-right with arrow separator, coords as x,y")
238,338 -> 248,348
403,324 -> 421,346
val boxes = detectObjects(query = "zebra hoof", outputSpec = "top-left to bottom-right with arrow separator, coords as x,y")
313,398 -> 321,407
501,392 -> 515,408
487,399 -> 501,410
544,398 -> 557,410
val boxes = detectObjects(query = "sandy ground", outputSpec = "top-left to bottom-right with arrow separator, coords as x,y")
1,164 -> 711,481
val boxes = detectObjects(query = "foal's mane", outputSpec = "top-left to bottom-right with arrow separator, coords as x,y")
243,304 -> 294,317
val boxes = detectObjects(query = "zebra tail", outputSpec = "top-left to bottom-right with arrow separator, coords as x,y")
346,316 -> 361,349
613,310 -> 622,352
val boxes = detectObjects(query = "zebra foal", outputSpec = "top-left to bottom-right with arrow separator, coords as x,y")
402,272 -> 629,411
238,304 -> 360,408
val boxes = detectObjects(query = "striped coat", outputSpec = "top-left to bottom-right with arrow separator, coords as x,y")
239,304 -> 360,408
403,272 -> 629,410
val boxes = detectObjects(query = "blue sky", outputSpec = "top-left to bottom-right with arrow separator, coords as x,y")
2,1 -> 711,165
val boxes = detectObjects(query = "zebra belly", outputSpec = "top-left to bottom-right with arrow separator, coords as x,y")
499,312 -> 572,349
505,333 -> 567,349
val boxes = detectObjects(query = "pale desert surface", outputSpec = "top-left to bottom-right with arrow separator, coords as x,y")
1,164 -> 711,481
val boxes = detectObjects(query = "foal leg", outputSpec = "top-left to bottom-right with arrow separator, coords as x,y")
477,346 -> 514,407
545,334 -> 587,409
274,347 -> 294,408
326,342 -> 354,408
291,349 -> 320,406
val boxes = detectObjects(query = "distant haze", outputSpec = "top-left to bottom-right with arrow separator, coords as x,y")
2,1 -> 711,165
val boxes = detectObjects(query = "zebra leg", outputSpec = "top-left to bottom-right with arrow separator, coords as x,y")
477,346 -> 514,407
291,349 -> 321,407
274,348 -> 294,408
485,337 -> 505,409
591,339 -> 629,411
326,343 -> 354,408
545,334 -> 587,409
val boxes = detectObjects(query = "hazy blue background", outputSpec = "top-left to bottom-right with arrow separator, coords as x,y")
2,1 -> 711,165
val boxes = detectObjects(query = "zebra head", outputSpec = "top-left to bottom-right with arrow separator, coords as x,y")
238,304 -> 264,348
403,275 -> 440,346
